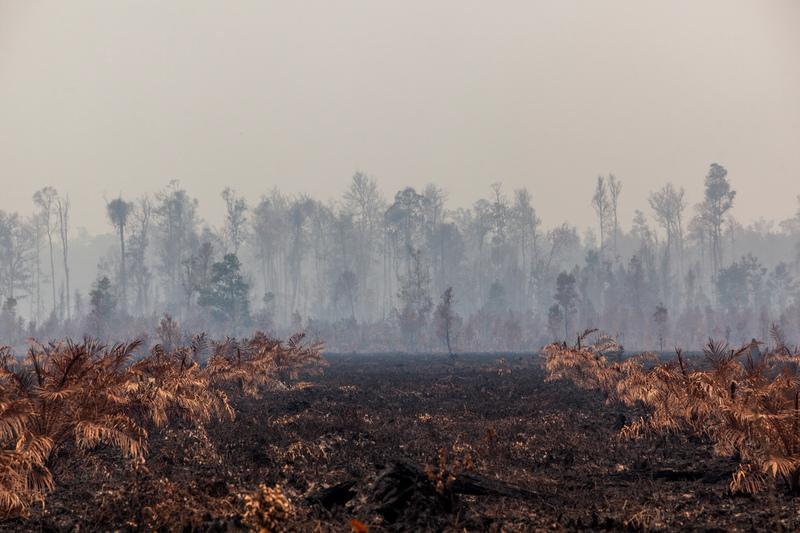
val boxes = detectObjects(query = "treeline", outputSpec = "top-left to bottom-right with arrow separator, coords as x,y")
1,164 -> 799,351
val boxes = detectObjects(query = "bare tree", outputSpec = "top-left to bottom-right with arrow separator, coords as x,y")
251,192 -> 290,313
489,182 -> 509,249
154,180 -> 200,314
287,196 -> 314,313
127,197 -> 152,314
591,176 -> 610,256
608,175 -> 622,257
512,188 -> 541,302
33,187 -> 58,314
649,183 -> 687,288
343,172 -> 385,317
29,213 -> 44,322
55,194 -> 71,321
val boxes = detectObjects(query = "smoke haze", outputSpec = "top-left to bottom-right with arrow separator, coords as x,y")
2,1 -> 799,233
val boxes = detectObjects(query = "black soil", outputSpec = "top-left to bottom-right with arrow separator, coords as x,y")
5,353 -> 798,532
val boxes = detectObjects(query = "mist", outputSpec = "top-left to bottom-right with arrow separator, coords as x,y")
1,1 -> 799,352
2,1 -> 799,234
0,168 -> 798,352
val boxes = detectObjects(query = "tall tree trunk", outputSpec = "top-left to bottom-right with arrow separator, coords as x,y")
56,198 -> 70,321
47,232 -> 56,315
35,225 -> 42,323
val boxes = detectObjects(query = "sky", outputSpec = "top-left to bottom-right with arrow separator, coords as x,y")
1,0 -> 799,235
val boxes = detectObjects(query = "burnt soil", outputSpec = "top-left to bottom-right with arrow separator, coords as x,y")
5,353 -> 800,532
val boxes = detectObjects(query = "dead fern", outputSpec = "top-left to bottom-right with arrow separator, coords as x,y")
542,327 -> 800,494
0,330 -> 324,515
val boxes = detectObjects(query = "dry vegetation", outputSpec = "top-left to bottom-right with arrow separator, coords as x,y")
3,346 -> 800,530
543,326 -> 800,494
0,331 -> 323,516
7,324 -> 800,529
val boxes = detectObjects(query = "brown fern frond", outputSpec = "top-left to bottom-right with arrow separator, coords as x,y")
543,331 -> 800,494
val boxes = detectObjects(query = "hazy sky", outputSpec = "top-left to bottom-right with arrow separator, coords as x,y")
1,1 -> 798,235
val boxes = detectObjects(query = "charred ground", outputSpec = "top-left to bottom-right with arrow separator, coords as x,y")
5,353 -> 798,531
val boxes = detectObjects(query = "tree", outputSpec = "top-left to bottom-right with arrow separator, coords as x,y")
397,247 -> 432,351
33,187 -> 58,314
653,303 -> 668,352
55,194 -> 71,321
543,223 -> 580,271
0,212 -> 34,305
547,304 -> 564,341
88,275 -> 115,337
489,182 -> 509,246
483,280 -> 507,317
29,213 -> 44,323
127,197 -> 152,315
343,172 -> 385,317
422,184 -> 448,293
554,271 -> 578,342
767,263 -> 795,315
287,197 -> 315,313
608,175 -> 622,257
592,176 -> 610,256
428,221 -> 465,299
184,241 -> 215,312
198,253 -> 251,334
700,163 -> 735,281
511,188 -> 541,302
154,181 -> 199,313
221,187 -> 248,255
717,254 -> 765,319
344,172 -> 384,237
434,287 -> 460,355
250,191 -> 289,314
385,188 -> 425,254
649,183 -> 687,279
106,196 -> 133,312
0,297 -> 19,343
333,269 -> 358,320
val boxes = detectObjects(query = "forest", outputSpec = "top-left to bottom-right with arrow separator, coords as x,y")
1,163 -> 800,353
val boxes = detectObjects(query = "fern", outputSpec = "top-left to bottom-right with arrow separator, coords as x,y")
542,327 -> 800,494
0,330 -> 324,515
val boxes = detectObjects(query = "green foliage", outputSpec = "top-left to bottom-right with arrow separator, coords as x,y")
198,253 -> 250,331
89,276 -> 116,318
716,254 -> 765,312
106,197 -> 132,230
